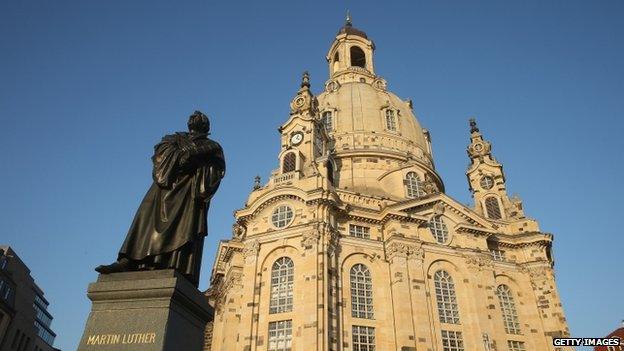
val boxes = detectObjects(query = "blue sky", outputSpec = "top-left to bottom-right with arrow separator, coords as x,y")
1,1 -> 622,350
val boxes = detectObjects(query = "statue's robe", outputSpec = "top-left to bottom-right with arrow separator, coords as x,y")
117,132 -> 225,286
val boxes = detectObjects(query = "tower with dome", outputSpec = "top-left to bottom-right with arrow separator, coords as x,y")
203,19 -> 570,351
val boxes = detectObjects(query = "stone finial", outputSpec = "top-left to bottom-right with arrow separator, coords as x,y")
301,71 -> 310,88
253,175 -> 261,190
469,118 -> 479,133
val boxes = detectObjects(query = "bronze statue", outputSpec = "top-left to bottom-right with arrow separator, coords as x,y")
96,111 -> 225,287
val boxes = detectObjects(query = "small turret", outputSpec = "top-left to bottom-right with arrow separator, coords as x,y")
466,118 -> 525,221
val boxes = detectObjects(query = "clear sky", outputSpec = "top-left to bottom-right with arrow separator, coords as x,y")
1,1 -> 622,350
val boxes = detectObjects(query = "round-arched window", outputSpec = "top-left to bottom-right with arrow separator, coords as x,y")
350,264 -> 374,319
270,257 -> 294,314
429,215 -> 449,244
485,196 -> 502,220
282,152 -> 296,173
271,205 -> 294,228
405,172 -> 424,198
350,46 -> 366,68
496,284 -> 521,334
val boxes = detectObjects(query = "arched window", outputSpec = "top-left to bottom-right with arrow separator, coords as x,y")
282,152 -> 296,173
350,264 -> 374,319
429,216 -> 449,244
434,270 -> 460,324
496,285 -> 521,334
270,257 -> 294,314
322,111 -> 333,131
405,172 -> 424,198
326,160 -> 334,185
385,110 -> 396,131
485,196 -> 502,219
333,52 -> 340,62
350,46 -> 366,68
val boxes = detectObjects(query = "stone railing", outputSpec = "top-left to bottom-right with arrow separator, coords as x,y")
272,172 -> 296,185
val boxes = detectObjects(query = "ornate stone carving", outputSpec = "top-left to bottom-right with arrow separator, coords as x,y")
324,79 -> 340,93
464,254 -> 494,271
233,223 -> 246,238
372,77 -> 387,91
432,202 -> 445,216
216,272 -> 243,305
301,230 -> 320,249
521,265 -> 552,281
243,239 -> 260,260
385,242 -> 424,263
422,174 -> 440,195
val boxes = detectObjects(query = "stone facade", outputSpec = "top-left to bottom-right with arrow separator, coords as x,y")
204,20 -> 571,351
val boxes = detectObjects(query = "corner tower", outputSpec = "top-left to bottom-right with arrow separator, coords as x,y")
205,20 -> 571,351
466,118 -> 526,222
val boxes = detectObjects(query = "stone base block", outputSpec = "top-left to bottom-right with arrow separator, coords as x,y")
78,270 -> 212,351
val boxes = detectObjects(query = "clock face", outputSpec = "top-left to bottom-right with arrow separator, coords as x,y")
480,176 -> 494,190
290,132 -> 303,145
294,97 -> 306,107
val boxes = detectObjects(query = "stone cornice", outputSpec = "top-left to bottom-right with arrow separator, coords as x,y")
489,232 -> 553,249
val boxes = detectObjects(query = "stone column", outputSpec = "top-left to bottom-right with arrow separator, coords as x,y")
386,241 -> 418,350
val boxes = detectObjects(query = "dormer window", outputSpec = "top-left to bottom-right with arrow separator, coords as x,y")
322,111 -> 333,131
385,110 -> 397,131
350,46 -> 366,68
405,172 -> 424,198
282,152 -> 296,173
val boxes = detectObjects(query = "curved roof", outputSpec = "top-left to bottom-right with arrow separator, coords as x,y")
318,81 -> 429,157
337,24 -> 368,39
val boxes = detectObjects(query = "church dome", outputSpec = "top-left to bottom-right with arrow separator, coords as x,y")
317,82 -> 431,164
317,20 -> 442,197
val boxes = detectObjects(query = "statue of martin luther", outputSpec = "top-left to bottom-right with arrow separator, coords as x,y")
96,111 -> 225,287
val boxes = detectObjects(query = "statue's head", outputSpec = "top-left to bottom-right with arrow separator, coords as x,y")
188,110 -> 210,134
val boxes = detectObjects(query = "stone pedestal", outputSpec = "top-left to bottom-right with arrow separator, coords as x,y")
78,270 -> 212,351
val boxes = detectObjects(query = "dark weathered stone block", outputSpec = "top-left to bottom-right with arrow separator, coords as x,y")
78,270 -> 212,351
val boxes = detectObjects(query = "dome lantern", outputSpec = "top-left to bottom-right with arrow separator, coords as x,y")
327,16 -> 376,82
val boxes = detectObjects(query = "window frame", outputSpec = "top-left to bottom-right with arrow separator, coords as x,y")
282,152 -> 297,174
441,330 -> 464,351
496,284 -> 522,335
350,264 -> 374,319
271,205 -> 294,229
405,171 -> 425,199
384,109 -> 397,132
268,319 -> 293,351
429,216 -> 450,244
349,224 -> 371,239
322,110 -> 334,132
484,196 -> 503,220
507,340 -> 526,351
352,325 -> 375,351
269,257 -> 294,314
434,270 -> 461,324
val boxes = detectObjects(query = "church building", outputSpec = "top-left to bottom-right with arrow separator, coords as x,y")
204,19 -> 571,351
